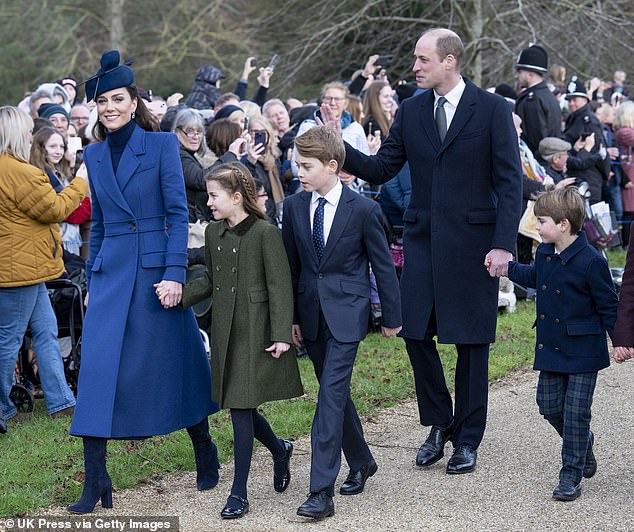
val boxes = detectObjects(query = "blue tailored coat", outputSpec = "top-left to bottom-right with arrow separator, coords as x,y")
282,185 -> 401,343
343,78 -> 522,344
508,232 -> 618,373
70,125 -> 218,438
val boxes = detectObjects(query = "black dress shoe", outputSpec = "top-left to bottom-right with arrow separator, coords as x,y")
552,481 -> 582,501
446,444 -> 477,474
297,492 -> 334,519
583,432 -> 597,478
416,425 -> 453,467
339,458 -> 378,495
273,439 -> 293,493
220,495 -> 249,519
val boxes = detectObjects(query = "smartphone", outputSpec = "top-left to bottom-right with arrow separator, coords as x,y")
253,131 -> 268,148
250,58 -> 257,68
68,136 -> 83,154
375,55 -> 394,67
267,54 -> 280,71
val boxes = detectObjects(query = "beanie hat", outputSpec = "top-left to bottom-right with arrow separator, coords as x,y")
83,50 -> 135,102
38,103 -> 70,122
516,45 -> 548,74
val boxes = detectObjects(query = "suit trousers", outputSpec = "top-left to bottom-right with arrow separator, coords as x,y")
304,312 -> 373,496
536,370 -> 597,484
405,308 -> 489,449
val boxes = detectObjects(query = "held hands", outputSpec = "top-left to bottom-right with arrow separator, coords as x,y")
154,280 -> 183,309
381,326 -> 402,338
613,346 -> 634,363
265,342 -> 290,359
484,249 -> 513,277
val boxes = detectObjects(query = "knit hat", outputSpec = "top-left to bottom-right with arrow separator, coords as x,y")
38,103 -> 70,122
565,76 -> 588,100
538,137 -> 572,157
213,105 -> 243,121
516,45 -> 548,74
83,50 -> 135,102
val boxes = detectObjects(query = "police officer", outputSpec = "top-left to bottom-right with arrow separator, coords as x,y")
563,77 -> 611,204
515,44 -> 562,154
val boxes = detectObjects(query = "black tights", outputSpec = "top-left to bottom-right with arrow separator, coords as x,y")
230,408 -> 285,499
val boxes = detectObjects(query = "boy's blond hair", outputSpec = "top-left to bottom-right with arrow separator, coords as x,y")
534,187 -> 586,234
294,126 -> 345,172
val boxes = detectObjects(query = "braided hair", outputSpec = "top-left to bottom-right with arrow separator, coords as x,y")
205,161 -> 266,220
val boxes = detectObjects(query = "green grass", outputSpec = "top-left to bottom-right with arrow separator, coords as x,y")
0,299 -> 541,516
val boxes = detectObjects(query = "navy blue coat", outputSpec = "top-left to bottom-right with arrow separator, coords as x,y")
508,232 -> 617,373
344,78 -> 522,343
71,125 -> 217,438
282,185 -> 401,343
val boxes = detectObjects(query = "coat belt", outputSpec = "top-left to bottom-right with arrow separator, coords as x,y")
103,216 -> 166,237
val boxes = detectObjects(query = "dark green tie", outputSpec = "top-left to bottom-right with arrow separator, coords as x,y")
435,96 -> 447,142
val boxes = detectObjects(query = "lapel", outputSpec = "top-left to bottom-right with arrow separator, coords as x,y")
438,78 -> 477,154
419,90 -> 441,152
115,125 -> 145,192
320,185 -> 354,265
93,141 -> 134,217
298,191 -> 319,264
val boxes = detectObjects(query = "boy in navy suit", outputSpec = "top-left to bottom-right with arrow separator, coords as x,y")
506,188 -> 617,501
282,126 -> 402,519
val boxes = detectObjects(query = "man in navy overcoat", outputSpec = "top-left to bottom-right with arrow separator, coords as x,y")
329,28 -> 522,473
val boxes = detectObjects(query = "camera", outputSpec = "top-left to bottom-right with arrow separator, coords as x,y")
375,55 -> 394,67
267,54 -> 280,71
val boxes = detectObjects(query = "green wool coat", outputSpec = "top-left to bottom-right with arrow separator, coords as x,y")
182,215 -> 303,408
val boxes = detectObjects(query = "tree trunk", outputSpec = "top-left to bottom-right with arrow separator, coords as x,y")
109,0 -> 125,52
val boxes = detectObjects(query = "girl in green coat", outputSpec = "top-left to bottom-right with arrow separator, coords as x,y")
181,161 -> 303,520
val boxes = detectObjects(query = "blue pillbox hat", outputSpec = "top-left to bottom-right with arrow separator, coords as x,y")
83,50 -> 135,102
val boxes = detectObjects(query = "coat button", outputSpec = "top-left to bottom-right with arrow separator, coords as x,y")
554,347 -> 560,351
539,314 -> 545,320
232,247 -> 237,253
541,285 -> 547,291
217,245 -> 222,251
546,256 -> 551,262
555,318 -> 560,324
215,286 -> 220,291
129,221 -> 136,232
232,267 -> 237,273
216,265 -> 222,271
561,260 -> 566,266
231,286 -> 236,293
538,343 -> 543,349
555,289 -> 561,295
318,273 -> 324,279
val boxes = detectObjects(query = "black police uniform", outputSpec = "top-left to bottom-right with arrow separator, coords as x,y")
515,81 -> 562,154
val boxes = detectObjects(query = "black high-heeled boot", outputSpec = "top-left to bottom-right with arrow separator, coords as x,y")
187,417 -> 220,490
68,437 -> 112,514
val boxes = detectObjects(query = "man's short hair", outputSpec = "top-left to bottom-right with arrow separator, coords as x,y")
422,28 -> 464,69
215,92 -> 240,108
295,126 -> 345,171
534,187 -> 586,235
262,98 -> 287,116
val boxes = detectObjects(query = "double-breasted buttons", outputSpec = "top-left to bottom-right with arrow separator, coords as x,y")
538,344 -> 544,349
231,287 -> 236,293
216,265 -> 222,271
215,286 -> 220,291
555,318 -> 560,324
555,289 -> 561,295
541,284 -> 547,291
231,267 -> 237,273
561,261 -> 567,266
554,347 -> 560,351
318,273 -> 324,279
232,247 -> 237,253
546,256 -> 551,262
217,245 -> 222,252
539,314 -> 545,320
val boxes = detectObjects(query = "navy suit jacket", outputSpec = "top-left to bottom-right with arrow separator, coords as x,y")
282,185 -> 401,343
343,78 -> 522,344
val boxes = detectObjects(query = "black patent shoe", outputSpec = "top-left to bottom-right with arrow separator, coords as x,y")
416,424 -> 453,467
220,495 -> 249,519
339,458 -> 378,495
297,492 -> 334,519
273,440 -> 293,493
446,444 -> 477,474
552,481 -> 582,501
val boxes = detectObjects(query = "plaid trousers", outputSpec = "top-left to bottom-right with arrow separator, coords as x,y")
536,371 -> 598,484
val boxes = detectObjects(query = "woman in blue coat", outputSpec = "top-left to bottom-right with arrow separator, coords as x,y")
68,51 -> 219,513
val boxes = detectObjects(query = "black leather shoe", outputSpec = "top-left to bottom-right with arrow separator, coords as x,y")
552,481 -> 582,501
297,492 -> 334,519
220,495 -> 249,519
339,458 -> 378,495
446,444 -> 477,474
416,425 -> 453,467
273,440 -> 293,493
583,432 -> 597,479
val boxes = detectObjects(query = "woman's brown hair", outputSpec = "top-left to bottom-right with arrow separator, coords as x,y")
206,118 -> 242,157
30,126 -> 72,179
93,85 -> 158,141
363,80 -> 392,137
205,161 -> 266,220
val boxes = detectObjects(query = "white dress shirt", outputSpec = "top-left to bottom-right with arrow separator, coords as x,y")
310,180 -> 343,245
434,76 -> 466,130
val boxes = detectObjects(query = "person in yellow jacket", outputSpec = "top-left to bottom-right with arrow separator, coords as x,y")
0,106 -> 88,432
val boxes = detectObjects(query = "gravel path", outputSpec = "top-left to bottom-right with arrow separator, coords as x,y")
46,361 -> 634,531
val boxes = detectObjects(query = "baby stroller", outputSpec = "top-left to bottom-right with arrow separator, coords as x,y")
9,253 -> 85,413
578,181 -> 621,256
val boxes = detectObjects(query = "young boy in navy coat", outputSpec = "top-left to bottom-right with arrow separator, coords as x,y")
506,188 -> 618,501
282,126 -> 402,519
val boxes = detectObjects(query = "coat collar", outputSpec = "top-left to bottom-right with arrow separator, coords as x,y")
419,77 -> 478,153
217,213 -> 258,237
537,231 -> 589,263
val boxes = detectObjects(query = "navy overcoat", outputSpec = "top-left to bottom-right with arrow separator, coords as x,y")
344,79 -> 522,343
70,125 -> 217,438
